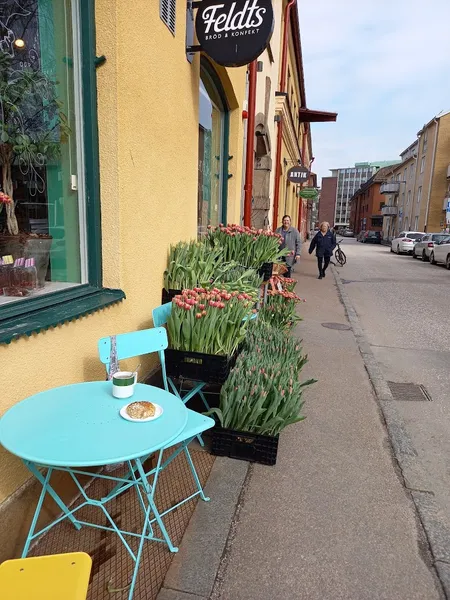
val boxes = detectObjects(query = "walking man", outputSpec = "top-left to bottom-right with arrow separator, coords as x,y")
309,221 -> 336,279
276,215 -> 301,278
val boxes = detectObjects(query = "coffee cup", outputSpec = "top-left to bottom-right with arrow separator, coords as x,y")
112,371 -> 137,399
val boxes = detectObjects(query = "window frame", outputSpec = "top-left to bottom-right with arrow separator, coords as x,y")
198,58 -> 230,229
0,0 -> 125,344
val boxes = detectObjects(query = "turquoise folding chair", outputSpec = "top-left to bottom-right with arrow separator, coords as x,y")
98,328 -> 214,554
152,303 -> 211,413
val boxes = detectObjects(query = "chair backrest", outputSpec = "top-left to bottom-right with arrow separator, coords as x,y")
0,552 -> 92,600
152,302 -> 172,327
98,327 -> 169,390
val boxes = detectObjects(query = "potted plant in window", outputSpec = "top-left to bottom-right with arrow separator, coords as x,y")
0,53 -> 70,287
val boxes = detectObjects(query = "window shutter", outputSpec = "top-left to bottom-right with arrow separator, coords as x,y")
160,0 -> 176,34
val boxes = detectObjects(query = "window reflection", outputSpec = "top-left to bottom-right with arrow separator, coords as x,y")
198,68 -> 224,235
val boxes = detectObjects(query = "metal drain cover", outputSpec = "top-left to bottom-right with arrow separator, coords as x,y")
321,322 -> 351,331
388,382 -> 432,401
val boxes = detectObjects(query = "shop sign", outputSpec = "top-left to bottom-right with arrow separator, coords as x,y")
287,165 -> 310,183
195,0 -> 274,67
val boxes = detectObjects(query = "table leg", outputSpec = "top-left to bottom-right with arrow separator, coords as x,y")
183,443 -> 210,502
134,457 -> 179,553
22,463 -> 81,557
26,463 -> 81,527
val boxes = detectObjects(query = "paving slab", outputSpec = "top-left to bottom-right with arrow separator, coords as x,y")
158,457 -> 249,599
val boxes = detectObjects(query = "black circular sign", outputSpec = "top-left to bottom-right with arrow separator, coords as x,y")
195,0 -> 274,68
287,165 -> 310,183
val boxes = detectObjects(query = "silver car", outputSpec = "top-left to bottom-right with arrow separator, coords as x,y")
412,233 -> 450,261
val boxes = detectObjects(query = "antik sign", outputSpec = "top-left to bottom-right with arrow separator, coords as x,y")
195,0 -> 274,67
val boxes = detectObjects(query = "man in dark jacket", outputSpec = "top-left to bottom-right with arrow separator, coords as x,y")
308,221 -> 336,279
275,215 -> 302,277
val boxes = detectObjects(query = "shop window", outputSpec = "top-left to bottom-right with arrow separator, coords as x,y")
160,0 -> 176,34
0,0 -> 88,305
0,1 -> 123,343
198,60 -> 229,235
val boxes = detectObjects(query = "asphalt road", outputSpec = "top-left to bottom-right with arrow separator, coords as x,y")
336,238 -> 450,521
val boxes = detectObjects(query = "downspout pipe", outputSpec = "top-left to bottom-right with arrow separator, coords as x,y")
272,0 -> 296,230
243,61 -> 257,227
424,118 -> 439,232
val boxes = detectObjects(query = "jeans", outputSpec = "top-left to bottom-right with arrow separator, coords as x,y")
317,255 -> 330,275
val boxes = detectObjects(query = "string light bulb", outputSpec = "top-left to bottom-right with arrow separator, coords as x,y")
14,39 -> 26,49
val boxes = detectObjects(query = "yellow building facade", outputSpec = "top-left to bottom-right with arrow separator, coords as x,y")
0,0 -> 246,558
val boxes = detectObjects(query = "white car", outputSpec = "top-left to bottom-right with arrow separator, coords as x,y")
391,231 -> 425,255
429,242 -> 450,269
413,233 -> 450,261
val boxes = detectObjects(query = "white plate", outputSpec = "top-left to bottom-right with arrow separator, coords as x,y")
120,402 -> 163,423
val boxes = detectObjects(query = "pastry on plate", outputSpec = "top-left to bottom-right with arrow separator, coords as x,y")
126,401 -> 156,420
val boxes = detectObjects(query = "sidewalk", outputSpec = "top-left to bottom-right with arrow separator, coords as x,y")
157,251 -> 445,600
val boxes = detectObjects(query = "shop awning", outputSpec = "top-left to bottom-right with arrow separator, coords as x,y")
298,108 -> 337,123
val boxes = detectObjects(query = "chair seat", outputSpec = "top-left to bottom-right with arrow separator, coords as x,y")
0,552 -> 92,600
167,410 -> 215,447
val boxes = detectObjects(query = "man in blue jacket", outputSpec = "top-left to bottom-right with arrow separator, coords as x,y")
308,221 -> 336,279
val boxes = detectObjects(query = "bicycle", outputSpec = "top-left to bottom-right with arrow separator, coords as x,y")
333,239 -> 346,266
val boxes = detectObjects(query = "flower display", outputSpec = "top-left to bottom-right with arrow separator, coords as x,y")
211,322 -> 316,436
0,191 -> 12,204
163,240 -> 223,291
166,287 -> 256,356
207,224 -> 288,268
258,289 -> 305,331
269,274 -> 297,293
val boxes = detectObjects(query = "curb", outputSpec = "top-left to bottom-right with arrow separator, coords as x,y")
332,265 -> 450,600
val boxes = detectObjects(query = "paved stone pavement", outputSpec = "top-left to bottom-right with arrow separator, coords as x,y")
158,247 -> 446,600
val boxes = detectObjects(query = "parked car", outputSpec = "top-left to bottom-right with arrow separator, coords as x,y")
390,231 -> 425,255
429,241 -> 450,269
343,229 -> 354,237
412,233 -> 450,261
361,231 -> 382,244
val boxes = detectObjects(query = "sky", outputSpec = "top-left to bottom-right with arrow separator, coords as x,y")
297,0 -> 450,183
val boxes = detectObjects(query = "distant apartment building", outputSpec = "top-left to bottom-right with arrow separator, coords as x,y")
381,111 -> 450,239
320,161 -> 400,228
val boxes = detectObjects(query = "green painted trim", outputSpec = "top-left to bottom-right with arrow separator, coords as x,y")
201,58 -> 230,226
80,0 -> 103,288
221,111 -> 230,225
0,288 -> 125,344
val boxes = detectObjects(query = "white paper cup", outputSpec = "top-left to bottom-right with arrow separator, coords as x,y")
112,371 -> 137,399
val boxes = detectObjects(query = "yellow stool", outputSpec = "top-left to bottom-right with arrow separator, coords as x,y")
0,552 -> 92,600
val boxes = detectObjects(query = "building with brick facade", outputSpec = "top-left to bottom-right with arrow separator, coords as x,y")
319,161 -> 400,229
318,176 -> 337,225
349,166 -> 397,235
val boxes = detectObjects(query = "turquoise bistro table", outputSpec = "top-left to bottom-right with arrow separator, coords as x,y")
0,381 -> 190,599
